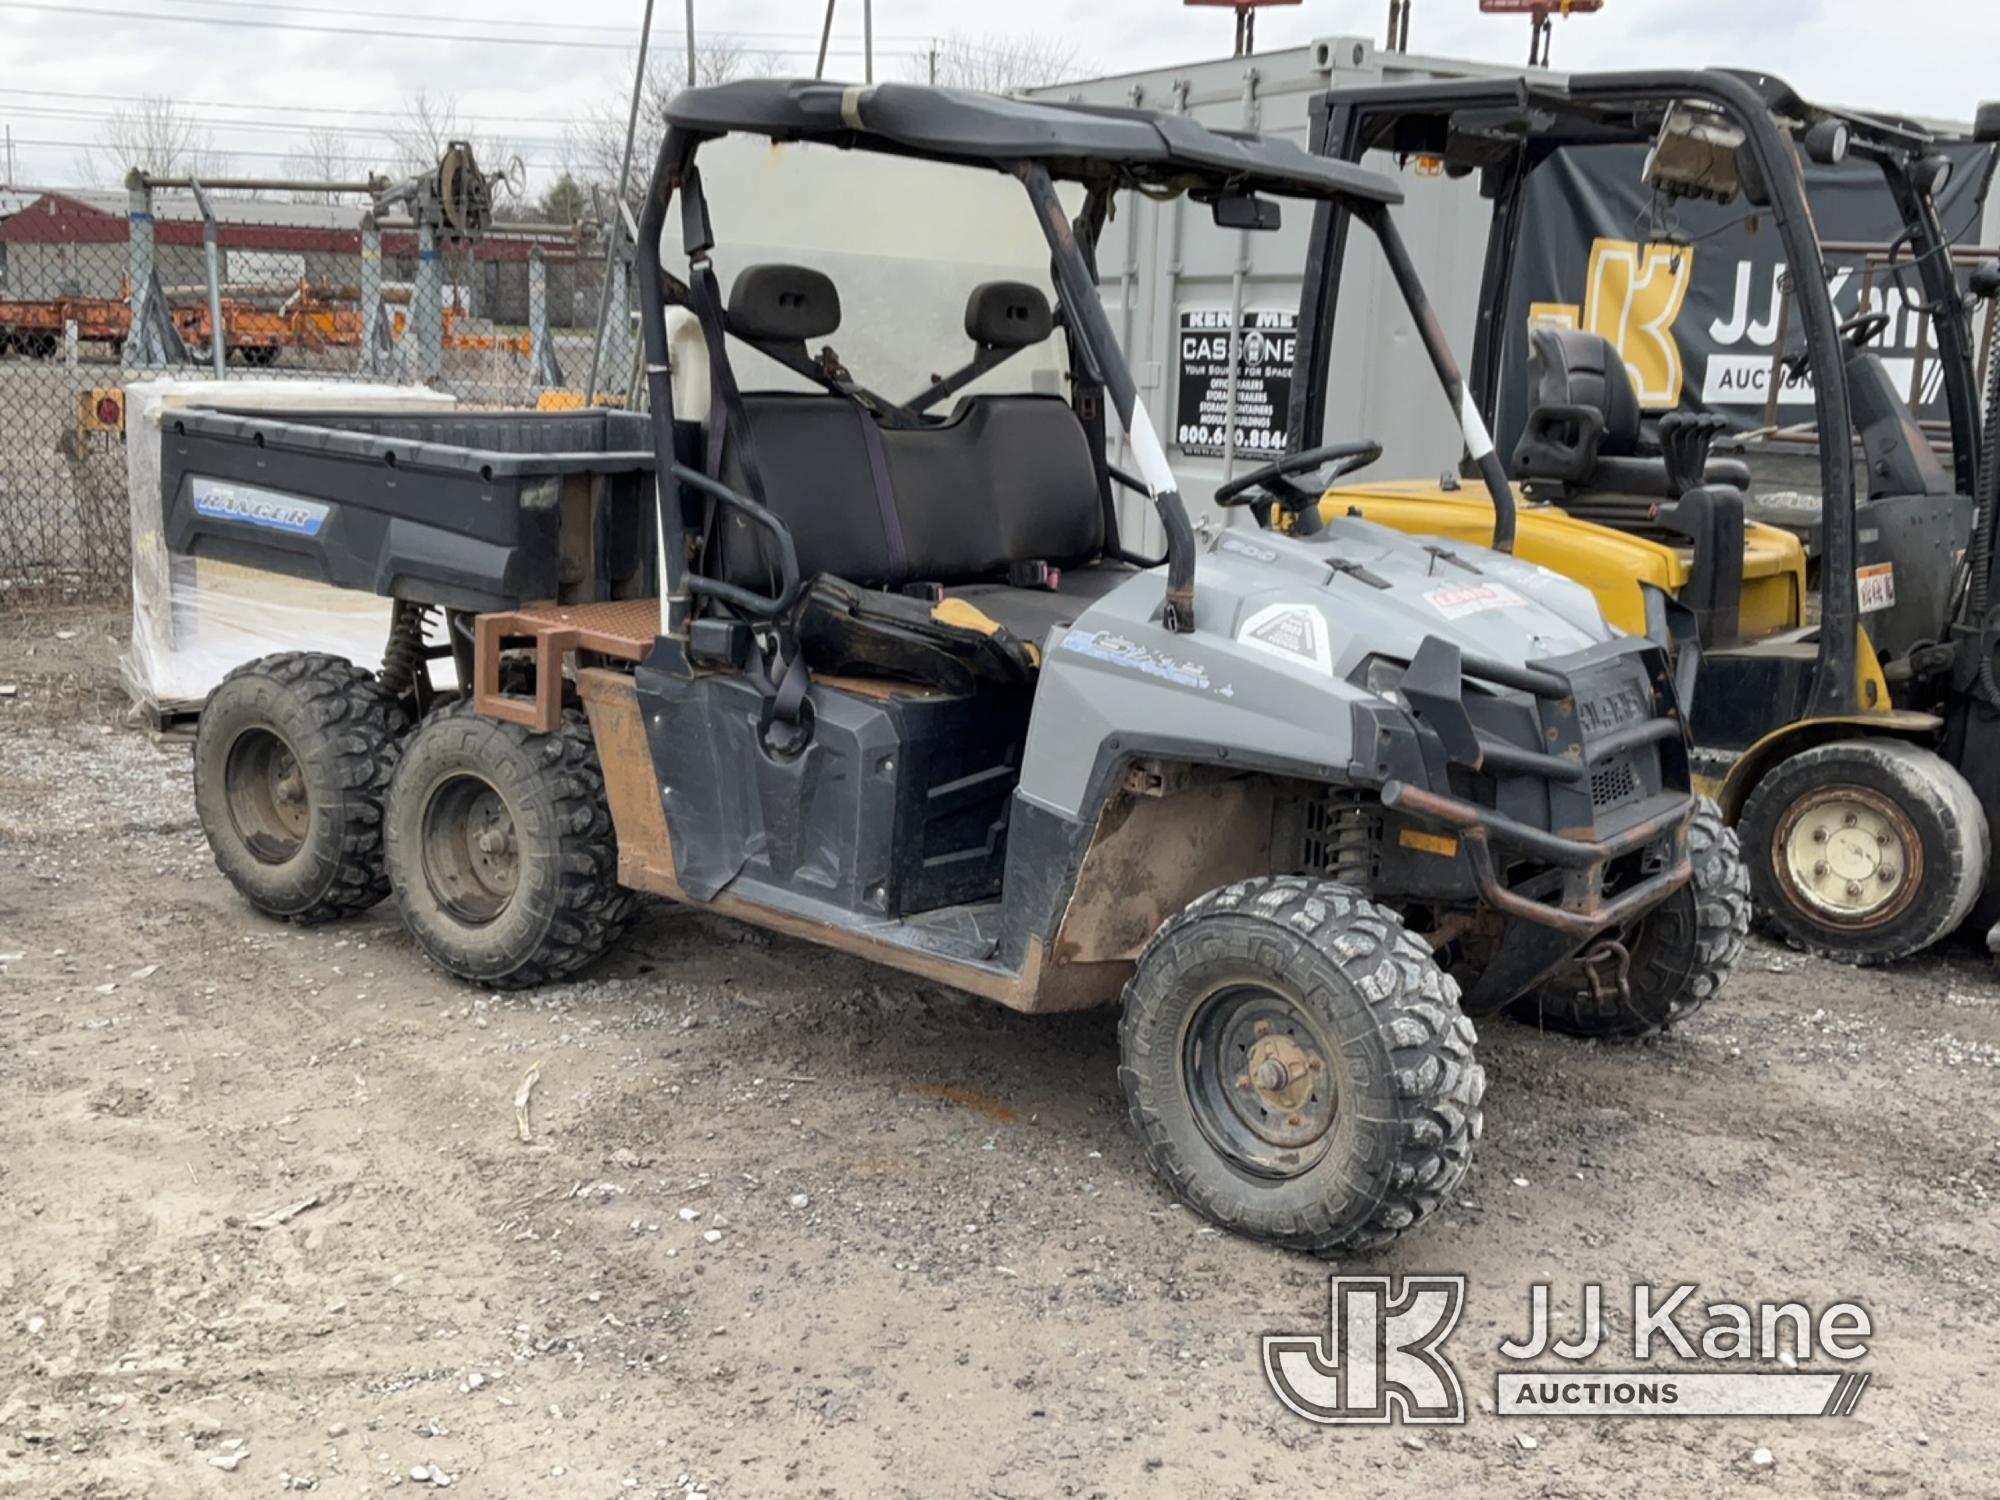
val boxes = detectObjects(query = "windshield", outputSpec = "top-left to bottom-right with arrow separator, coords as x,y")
659,137 -> 1075,407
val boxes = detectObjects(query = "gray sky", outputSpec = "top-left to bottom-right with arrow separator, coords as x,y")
4,0 -> 1997,192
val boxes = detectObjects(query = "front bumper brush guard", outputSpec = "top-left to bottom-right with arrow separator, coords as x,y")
1388,635 -> 1694,940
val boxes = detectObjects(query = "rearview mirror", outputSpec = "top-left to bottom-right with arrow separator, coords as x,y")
1209,193 -> 1282,231
1977,102 -> 2000,144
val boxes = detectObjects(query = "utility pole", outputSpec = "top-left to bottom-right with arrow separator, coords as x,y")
928,44 -> 937,85
864,0 -> 874,84
814,0 -> 836,80
684,0 -> 696,86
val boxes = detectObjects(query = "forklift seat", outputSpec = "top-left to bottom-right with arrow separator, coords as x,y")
1513,328 -> 1751,498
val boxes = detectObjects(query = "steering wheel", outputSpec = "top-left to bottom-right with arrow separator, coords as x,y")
1213,441 -> 1384,534
1840,309 -> 1892,349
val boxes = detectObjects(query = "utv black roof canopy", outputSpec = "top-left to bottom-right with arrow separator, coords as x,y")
1323,67 -> 1937,163
662,78 -> 1406,205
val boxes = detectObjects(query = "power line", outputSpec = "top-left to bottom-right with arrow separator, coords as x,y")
4,134 -> 576,171
0,85 -> 584,126
0,102 -> 573,148
166,0 -> 939,43
0,1 -> 936,56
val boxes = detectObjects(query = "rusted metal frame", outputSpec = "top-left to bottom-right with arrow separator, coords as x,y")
1384,779 -> 1694,938
473,608 -> 651,733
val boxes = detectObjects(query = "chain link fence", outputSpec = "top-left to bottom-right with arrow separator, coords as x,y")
0,181 -> 631,600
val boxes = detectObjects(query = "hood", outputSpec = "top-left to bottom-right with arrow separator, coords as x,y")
1200,514 -> 1614,683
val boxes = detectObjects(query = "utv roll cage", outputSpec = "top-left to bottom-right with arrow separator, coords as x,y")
1295,69 -> 1986,721
632,79 -> 1521,673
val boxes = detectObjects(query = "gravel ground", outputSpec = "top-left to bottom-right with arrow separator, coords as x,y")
2,609 -> 1998,1499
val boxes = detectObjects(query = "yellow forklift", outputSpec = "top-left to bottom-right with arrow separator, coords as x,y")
1299,71 -> 2000,964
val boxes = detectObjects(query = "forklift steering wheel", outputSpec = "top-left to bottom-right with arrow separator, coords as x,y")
1212,441 -> 1384,533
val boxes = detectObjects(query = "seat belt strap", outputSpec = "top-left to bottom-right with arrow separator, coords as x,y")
851,403 -> 908,588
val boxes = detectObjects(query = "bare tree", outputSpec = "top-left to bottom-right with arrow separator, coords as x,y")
565,38 -> 773,209
911,32 -> 1085,94
88,96 -> 230,182
284,127 -> 358,203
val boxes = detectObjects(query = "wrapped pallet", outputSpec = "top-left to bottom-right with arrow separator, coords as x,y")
121,379 -> 456,722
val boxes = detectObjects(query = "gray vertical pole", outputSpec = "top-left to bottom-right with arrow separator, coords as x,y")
414,219 -> 443,382
528,246 -> 564,390
189,181 -> 227,379
360,212 -> 386,376
125,174 -> 163,367
684,0 -> 696,84
584,0 -> 658,403
584,193 -> 624,403
814,0 -> 836,78
864,0 -> 873,83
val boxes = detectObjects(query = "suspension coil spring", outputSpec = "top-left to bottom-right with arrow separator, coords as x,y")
380,600 -> 435,697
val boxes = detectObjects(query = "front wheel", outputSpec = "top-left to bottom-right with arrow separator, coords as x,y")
1119,877 -> 1484,1255
1738,740 -> 1988,965
384,703 -> 634,988
1516,796 -> 1750,1039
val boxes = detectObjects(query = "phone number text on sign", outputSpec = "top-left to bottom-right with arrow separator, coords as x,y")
1176,308 -> 1296,459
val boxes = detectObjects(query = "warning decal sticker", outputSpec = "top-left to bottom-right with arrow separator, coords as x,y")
1424,582 -> 1529,620
1236,602 -> 1333,676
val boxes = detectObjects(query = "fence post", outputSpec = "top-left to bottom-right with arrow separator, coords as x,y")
123,171 -> 189,368
359,212 -> 399,379
188,180 -> 228,379
528,246 -> 564,392
412,218 -> 443,382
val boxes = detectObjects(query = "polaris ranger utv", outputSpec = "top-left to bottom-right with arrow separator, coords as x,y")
172,80 -> 1747,1253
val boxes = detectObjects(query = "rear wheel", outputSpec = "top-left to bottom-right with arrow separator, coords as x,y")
1119,877 -> 1483,1254
384,703 -> 634,988
193,652 -> 407,923
1517,797 -> 1750,1038
1738,740 -> 1987,965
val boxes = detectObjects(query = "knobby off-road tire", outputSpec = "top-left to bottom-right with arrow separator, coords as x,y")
1118,876 -> 1484,1255
1738,739 -> 1988,966
193,652 -> 408,924
384,702 -> 634,988
1516,797 -> 1751,1040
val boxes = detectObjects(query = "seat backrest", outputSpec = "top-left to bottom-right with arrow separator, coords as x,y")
1524,327 -> 1643,456
717,392 -> 1103,592
1846,346 -> 1953,498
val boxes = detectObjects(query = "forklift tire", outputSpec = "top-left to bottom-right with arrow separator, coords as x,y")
1118,876 -> 1483,1255
384,702 -> 634,989
1738,739 -> 1989,966
1515,797 -> 1751,1039
193,652 -> 408,924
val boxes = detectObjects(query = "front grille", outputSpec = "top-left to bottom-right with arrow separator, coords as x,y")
1589,759 -> 1640,810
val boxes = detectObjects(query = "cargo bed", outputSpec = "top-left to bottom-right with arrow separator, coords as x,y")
160,407 -> 660,613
